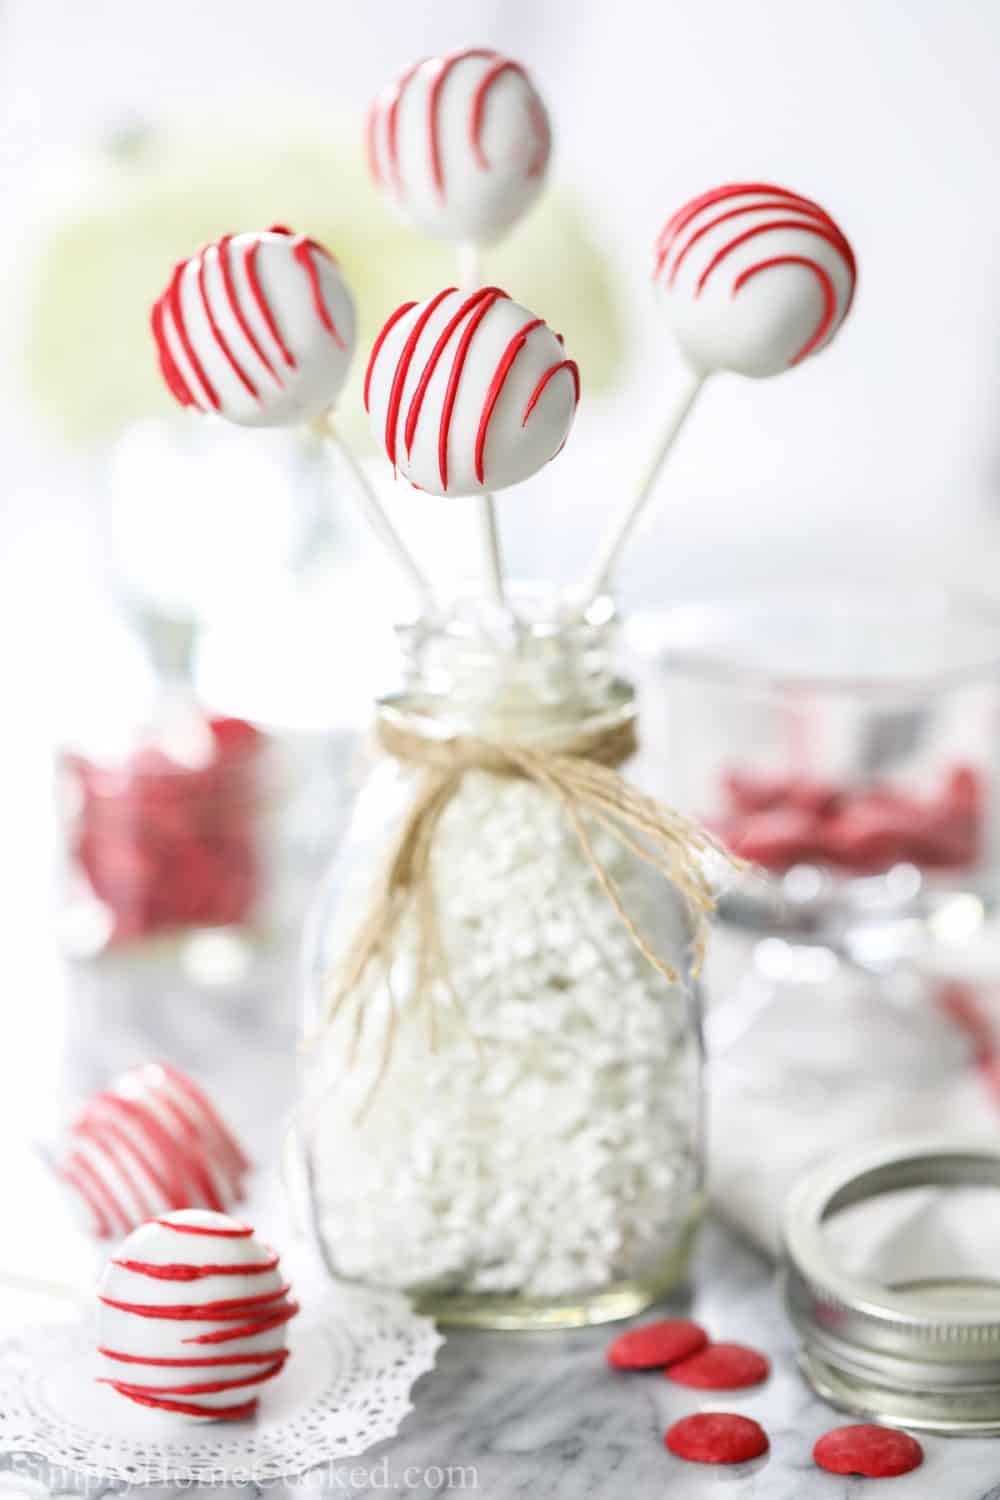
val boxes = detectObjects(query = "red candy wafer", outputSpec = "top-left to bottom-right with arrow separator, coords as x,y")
666,1412 -> 769,1466
607,1318 -> 708,1371
813,1424 -> 923,1479
665,1341 -> 770,1389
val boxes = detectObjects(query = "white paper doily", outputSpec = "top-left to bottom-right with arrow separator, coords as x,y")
0,1284 -> 443,1484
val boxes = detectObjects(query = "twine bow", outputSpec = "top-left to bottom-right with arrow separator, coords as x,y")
317,710 -> 735,1110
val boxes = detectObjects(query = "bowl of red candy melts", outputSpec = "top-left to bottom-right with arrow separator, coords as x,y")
60,716 -> 268,950
715,764 -> 983,878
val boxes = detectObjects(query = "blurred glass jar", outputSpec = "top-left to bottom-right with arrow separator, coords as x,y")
657,591 -> 1000,951
299,589 -> 704,1328
58,703 -> 275,961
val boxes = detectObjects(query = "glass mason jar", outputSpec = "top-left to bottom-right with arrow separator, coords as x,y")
299,589 -> 706,1329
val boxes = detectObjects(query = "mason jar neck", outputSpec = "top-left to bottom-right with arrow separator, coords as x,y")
384,584 -> 635,746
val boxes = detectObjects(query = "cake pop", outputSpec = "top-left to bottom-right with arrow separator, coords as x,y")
578,181 -> 855,603
366,47 -> 551,246
97,1208 -> 297,1419
152,227 -> 356,427
653,182 -> 856,378
58,1062 -> 250,1240
364,285 -> 579,496
151,227 -> 437,611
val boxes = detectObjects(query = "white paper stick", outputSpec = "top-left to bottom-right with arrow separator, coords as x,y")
321,420 -> 439,616
577,368 -> 708,605
458,242 -> 507,608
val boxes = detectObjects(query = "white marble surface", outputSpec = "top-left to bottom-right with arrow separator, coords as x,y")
3,911 -> 1000,1495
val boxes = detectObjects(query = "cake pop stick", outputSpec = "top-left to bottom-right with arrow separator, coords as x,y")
151,226 -> 438,614
367,48 -> 553,608
578,182 -> 856,604
456,241 -> 505,604
364,284 -> 579,509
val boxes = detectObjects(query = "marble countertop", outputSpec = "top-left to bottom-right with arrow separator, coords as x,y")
3,949 -> 1000,1497
4,1216 -> 1000,1498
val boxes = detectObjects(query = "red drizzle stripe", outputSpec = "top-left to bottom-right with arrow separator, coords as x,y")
526,95 -> 549,176
99,1286 -> 290,1319
183,1300 -> 300,1344
437,290 -> 505,488
151,298 -> 197,408
733,256 -> 836,364
61,1161 -> 115,1239
292,238 -> 345,348
99,1345 -> 288,1367
73,1120 -> 154,1225
244,239 -> 296,369
158,1063 -> 250,1177
111,1251 -> 279,1280
655,182 -> 824,266
99,1359 -> 285,1399
99,1385 -> 258,1419
69,1149 -> 132,1238
474,317 -> 542,483
522,359 -> 580,424
666,200 -> 830,285
196,251 -> 258,398
153,1216 -> 254,1237
402,288 -> 507,469
166,263 -> 220,409
469,58 -> 527,168
695,219 -> 851,297
384,287 -> 456,467
103,1095 -> 223,1211
364,300 -> 417,412
365,102 -> 382,185
387,61 -> 423,191
217,234 -> 281,385
83,1107 -> 178,1207
427,48 -> 495,197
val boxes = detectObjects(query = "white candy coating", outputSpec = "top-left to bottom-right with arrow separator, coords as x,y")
654,183 -> 856,378
152,227 -> 356,426
59,1062 -> 250,1240
364,286 -> 579,496
366,48 -> 551,245
97,1209 -> 297,1419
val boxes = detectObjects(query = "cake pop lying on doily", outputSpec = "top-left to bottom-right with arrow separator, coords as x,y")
366,47 -> 551,247
364,285 -> 579,496
56,1062 -> 250,1240
151,228 -> 437,612
578,181 -> 856,603
97,1208 -> 298,1420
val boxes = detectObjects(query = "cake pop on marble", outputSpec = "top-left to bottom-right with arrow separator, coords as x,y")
58,1062 -> 250,1240
97,1208 -> 298,1420
366,47 -> 551,246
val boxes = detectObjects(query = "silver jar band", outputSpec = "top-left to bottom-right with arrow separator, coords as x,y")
782,1137 -> 1000,1435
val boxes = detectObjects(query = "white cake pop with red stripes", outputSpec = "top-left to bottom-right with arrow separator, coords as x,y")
653,182 -> 856,378
364,285 -> 579,496
97,1209 -> 298,1420
58,1062 -> 250,1240
151,226 -> 356,426
366,47 -> 551,245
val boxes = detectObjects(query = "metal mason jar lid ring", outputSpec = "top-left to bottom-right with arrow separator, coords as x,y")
782,1137 -> 1000,1435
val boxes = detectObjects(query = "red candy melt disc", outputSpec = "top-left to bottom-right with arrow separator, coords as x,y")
665,1341 -> 770,1389
666,1412 -> 769,1466
606,1318 -> 708,1371
813,1424 -> 924,1478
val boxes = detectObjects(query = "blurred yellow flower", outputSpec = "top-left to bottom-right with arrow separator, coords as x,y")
22,104 -> 625,451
